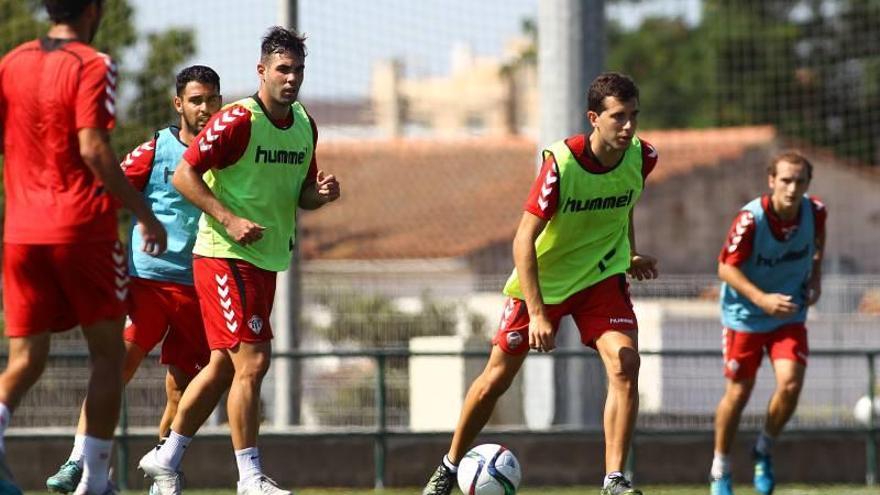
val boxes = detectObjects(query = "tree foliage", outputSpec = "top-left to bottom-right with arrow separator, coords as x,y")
0,0 -> 196,156
607,0 -> 880,165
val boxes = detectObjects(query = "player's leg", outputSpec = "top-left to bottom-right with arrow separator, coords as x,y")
50,276 -> 164,493
710,328 -> 763,495
158,366 -> 191,440
139,349 -> 233,495
0,243 -> 75,492
571,274 -> 641,494
763,358 -> 805,438
423,298 -> 534,495
47,341 -> 147,494
595,329 -> 641,495
52,240 -> 129,495
0,334 -> 50,494
158,283 -> 209,440
751,324 -> 808,495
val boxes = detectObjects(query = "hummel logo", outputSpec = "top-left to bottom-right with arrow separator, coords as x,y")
215,274 -> 228,285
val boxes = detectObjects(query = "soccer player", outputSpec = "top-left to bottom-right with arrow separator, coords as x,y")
0,1 -> 167,494
421,72 -> 658,495
709,151 -> 826,495
45,65 -> 221,494
137,26 -> 340,495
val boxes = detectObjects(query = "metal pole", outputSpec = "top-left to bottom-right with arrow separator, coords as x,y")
273,0 -> 301,429
867,353 -> 877,485
277,0 -> 298,29
374,354 -> 388,490
539,0 -> 605,429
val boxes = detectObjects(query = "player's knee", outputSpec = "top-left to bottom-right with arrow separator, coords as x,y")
779,378 -> 803,399
726,382 -> 754,406
8,352 -> 47,384
235,354 -> 271,385
474,373 -> 510,403
608,348 -> 640,385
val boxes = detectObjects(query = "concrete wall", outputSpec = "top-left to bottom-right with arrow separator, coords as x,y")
635,147 -> 880,274
6,432 -> 878,489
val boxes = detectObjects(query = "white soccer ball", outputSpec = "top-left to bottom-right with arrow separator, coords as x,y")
456,443 -> 521,495
853,395 -> 880,426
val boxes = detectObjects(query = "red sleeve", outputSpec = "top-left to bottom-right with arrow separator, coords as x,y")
183,105 -> 251,173
76,53 -> 116,130
810,195 -> 827,241
718,210 -> 757,266
523,152 -> 560,220
120,138 -> 157,192
640,138 -> 658,181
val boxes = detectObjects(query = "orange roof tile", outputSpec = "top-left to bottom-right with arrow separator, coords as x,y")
300,127 -> 777,260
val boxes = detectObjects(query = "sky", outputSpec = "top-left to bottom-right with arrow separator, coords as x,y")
127,0 -> 700,100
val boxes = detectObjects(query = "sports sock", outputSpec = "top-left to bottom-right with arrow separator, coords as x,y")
68,434 -> 87,466
603,471 -> 624,488
442,455 -> 458,473
235,447 -> 263,485
0,402 -> 9,452
156,430 -> 191,471
711,452 -> 730,479
79,436 -> 112,494
755,430 -> 775,456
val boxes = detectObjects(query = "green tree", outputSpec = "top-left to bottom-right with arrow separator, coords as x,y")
703,0 -> 880,165
0,0 -> 196,156
607,16 -> 716,129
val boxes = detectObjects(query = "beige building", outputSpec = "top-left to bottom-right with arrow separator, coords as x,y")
371,39 -> 538,138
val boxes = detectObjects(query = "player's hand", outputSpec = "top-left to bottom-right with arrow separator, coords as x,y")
224,216 -> 266,246
805,277 -> 822,306
628,253 -> 659,280
758,293 -> 799,318
137,215 -> 167,256
528,313 -> 555,353
315,170 -> 341,204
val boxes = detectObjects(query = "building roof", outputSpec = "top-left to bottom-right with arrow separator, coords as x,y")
299,126 -> 777,260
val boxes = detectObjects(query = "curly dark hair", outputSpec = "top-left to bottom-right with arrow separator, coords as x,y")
587,72 -> 639,113
175,65 -> 220,96
261,26 -> 307,62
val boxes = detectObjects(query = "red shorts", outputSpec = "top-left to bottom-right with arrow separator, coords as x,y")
722,323 -> 809,381
3,241 -> 128,337
123,277 -> 209,377
193,257 -> 276,350
493,274 -> 637,355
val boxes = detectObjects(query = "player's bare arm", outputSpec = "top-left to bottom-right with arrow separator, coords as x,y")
806,221 -> 826,306
172,159 -> 265,245
299,169 -> 340,210
78,128 -> 167,255
718,262 -> 798,318
627,210 -> 658,280
512,211 -> 555,353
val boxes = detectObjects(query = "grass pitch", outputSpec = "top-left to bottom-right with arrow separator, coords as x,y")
56,485 -> 873,495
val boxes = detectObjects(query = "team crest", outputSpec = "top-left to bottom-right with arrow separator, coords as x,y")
248,315 -> 264,334
506,331 -> 523,350
726,359 -> 740,373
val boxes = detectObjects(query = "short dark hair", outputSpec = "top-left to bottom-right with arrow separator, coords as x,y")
261,26 -> 307,62
587,72 -> 639,114
175,65 -> 221,96
44,0 -> 102,23
769,150 -> 813,180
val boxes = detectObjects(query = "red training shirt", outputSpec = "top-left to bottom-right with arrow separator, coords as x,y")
0,37 -> 118,244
